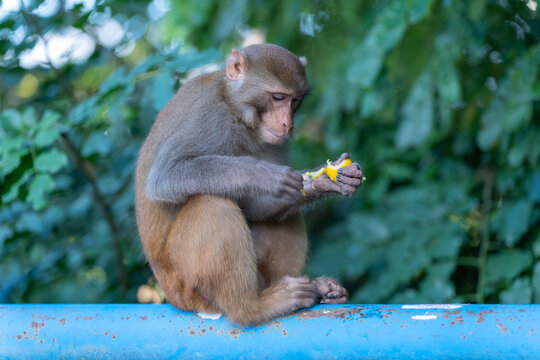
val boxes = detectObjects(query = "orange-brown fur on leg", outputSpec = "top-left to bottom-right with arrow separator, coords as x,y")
251,215 -> 308,287
251,217 -> 348,305
147,195 -> 317,326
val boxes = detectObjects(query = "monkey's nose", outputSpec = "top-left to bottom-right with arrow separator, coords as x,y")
285,124 -> 294,135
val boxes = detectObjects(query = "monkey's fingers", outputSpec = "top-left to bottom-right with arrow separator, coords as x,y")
319,296 -> 348,304
313,277 -> 346,295
296,276 -> 312,284
330,153 -> 351,166
336,175 -> 363,187
339,184 -> 357,196
290,171 -> 305,183
284,174 -> 304,191
312,174 -> 342,193
338,163 -> 363,179
327,280 -> 348,298
281,183 -> 305,201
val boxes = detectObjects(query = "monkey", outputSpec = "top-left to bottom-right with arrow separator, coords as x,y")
135,44 -> 364,326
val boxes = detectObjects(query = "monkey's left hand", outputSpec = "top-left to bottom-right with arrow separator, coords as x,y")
311,153 -> 364,196
312,277 -> 348,304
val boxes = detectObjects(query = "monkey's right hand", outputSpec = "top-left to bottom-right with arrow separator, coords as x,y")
254,162 -> 304,201
310,153 -> 364,196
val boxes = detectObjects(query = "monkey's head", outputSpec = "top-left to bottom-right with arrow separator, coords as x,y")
224,44 -> 309,145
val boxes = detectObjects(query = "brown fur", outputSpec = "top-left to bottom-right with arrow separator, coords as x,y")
135,44 -> 350,326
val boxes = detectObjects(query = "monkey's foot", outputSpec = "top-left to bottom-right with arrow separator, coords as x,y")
312,277 -> 348,304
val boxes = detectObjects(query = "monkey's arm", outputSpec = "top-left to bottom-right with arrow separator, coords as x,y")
241,161 -> 364,222
239,192 -> 314,222
145,151 -> 303,204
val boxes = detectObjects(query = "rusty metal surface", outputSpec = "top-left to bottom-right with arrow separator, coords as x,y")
0,304 -> 539,359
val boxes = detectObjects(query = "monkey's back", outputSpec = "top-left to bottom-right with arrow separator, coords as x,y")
135,70 -> 230,260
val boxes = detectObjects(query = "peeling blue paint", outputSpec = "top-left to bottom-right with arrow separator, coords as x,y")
0,304 -> 538,359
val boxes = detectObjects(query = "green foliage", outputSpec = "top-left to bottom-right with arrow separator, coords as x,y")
0,0 -> 539,305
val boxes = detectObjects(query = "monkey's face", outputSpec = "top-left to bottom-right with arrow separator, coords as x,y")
258,91 -> 304,144
224,44 -> 309,144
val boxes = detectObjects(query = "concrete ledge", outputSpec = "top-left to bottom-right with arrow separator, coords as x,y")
1,304 -> 539,359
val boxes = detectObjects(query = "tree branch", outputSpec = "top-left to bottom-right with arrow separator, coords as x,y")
476,168 -> 493,303
61,133 -> 128,293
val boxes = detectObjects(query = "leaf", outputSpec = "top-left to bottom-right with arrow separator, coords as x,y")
68,97 -> 97,125
382,162 -> 414,181
533,263 -> 540,302
34,149 -> 68,174
477,45 -> 540,150
477,116 -> 503,150
406,0 -> 435,24
388,19 -> 436,98
26,174 -> 55,211
98,66 -> 128,96
485,249 -> 533,284
33,110 -> 62,147
433,36 -> 462,130
0,138 -> 26,177
500,277 -> 531,304
347,2 -> 410,87
467,0 -> 486,20
508,136 -> 528,167
168,48 -> 221,72
81,132 -> 113,157
0,109 -> 23,132
395,71 -> 434,149
346,44 -> 386,88
419,262 -> 455,301
498,200 -> 532,246
15,212 -> 46,235
530,171 -> 540,204
130,53 -> 168,79
389,289 -> 424,304
355,236 -> 430,302
532,229 -> 540,259
0,225 -> 13,252
347,212 -> 391,245
2,169 -> 31,203
21,107 -> 37,128
212,0 -> 247,41
151,69 -> 175,112
428,234 -> 463,259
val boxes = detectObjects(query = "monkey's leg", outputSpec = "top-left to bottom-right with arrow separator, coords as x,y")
251,214 -> 308,286
252,215 -> 348,305
160,195 -> 316,326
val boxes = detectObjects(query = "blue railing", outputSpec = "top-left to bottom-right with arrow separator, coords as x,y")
1,304 -> 539,359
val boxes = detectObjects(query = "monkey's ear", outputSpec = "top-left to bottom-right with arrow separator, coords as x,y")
299,56 -> 308,68
226,49 -> 247,81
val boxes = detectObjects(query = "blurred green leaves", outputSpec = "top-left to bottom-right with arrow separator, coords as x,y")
395,71 -> 434,149
1,0 -> 539,306
0,109 -> 67,210
477,45 -> 540,151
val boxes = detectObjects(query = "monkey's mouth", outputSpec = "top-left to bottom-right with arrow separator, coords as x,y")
262,126 -> 289,143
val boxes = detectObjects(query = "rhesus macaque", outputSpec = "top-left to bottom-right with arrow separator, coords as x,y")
135,44 -> 364,326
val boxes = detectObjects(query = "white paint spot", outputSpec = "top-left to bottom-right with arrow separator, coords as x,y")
197,312 -> 222,320
412,315 -> 438,320
402,304 -> 463,310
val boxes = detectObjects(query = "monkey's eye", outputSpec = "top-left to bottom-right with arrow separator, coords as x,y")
271,93 -> 288,101
292,96 -> 303,103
